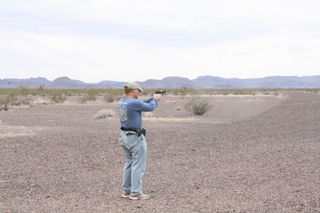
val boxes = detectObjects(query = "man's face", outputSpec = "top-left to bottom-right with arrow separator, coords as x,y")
133,89 -> 140,99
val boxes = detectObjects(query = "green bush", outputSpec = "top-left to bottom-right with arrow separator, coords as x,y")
184,95 -> 212,115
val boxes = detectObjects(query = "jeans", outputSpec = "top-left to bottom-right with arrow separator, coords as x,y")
119,131 -> 147,194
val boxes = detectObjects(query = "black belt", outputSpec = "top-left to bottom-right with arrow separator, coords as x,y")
120,127 -> 146,136
120,127 -> 138,132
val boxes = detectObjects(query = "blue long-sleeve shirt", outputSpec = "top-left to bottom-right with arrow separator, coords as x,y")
118,97 -> 157,129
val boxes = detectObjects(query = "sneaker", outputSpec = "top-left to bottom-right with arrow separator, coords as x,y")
121,191 -> 130,198
129,193 -> 150,200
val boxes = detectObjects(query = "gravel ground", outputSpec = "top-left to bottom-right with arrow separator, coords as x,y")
0,91 -> 319,212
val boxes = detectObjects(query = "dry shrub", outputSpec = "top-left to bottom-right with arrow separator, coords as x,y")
10,97 -> 33,106
104,94 -> 116,103
85,90 -> 97,101
0,96 -> 11,111
50,90 -> 66,103
93,109 -> 116,119
0,95 -> 26,111
184,95 -> 212,115
77,96 -> 87,104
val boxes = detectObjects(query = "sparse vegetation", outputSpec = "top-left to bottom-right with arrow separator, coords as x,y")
0,96 -> 10,111
184,95 -> 212,115
10,97 -> 33,106
0,94 -> 33,111
0,87 -> 319,111
77,96 -> 88,104
50,90 -> 66,103
85,89 -> 98,101
0,87 -> 319,98
104,94 -> 117,103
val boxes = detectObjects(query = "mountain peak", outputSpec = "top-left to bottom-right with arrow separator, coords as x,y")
53,76 -> 71,82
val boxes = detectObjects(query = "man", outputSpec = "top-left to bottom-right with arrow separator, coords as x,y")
117,82 -> 162,200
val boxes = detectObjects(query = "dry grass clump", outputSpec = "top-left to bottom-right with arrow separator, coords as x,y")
184,95 -> 212,115
104,94 -> 120,103
92,109 -> 116,119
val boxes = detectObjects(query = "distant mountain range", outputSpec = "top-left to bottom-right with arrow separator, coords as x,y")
1,75 -> 320,89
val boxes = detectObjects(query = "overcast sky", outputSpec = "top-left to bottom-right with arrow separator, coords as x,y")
1,0 -> 319,83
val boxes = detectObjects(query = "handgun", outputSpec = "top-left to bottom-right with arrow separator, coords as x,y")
155,90 -> 166,95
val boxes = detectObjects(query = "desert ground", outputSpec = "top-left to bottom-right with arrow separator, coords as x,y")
0,91 -> 319,212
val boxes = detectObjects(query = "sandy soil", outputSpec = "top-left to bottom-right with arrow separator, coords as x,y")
0,91 -> 320,212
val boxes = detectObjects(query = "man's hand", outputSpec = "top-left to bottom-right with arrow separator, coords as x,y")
153,94 -> 162,101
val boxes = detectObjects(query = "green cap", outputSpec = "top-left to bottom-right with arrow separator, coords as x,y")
124,82 -> 143,91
